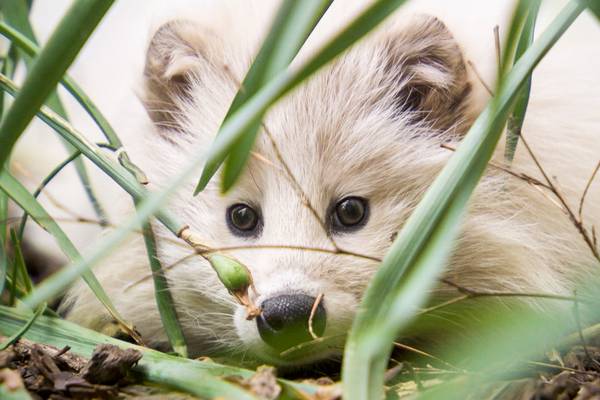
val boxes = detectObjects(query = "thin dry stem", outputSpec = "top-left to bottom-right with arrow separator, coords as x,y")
518,134 -> 600,261
578,160 -> 600,221
261,124 -> 339,251
494,25 -> 502,74
221,63 -> 340,251
308,293 -> 324,339
393,342 -> 464,372
467,60 -> 494,96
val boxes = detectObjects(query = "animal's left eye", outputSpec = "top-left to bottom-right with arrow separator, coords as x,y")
332,197 -> 369,231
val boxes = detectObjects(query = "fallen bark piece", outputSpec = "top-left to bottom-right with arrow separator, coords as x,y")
246,366 -> 281,400
80,344 -> 142,385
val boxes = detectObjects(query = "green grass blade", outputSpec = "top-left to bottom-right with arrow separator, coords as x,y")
17,150 -> 81,238
341,2 -> 585,399
1,1 -> 110,224
0,21 -> 122,148
505,0 -> 541,162
582,0 -> 600,20
0,186 -> 7,294
140,217 -> 188,357
0,305 -> 319,399
0,21 -> 148,184
194,0 -> 409,195
0,170 -> 136,338
0,385 -> 32,400
0,19 -> 181,353
0,234 -> 6,296
9,229 -> 32,295
0,303 -> 45,350
0,0 -> 114,168
0,73 -> 182,235
415,297 -> 597,399
213,0 -> 332,192
1,74 -> 189,348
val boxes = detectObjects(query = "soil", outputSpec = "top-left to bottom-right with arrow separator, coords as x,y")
0,339 -> 195,399
3,339 -> 600,399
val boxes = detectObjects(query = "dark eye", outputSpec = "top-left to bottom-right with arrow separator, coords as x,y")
227,203 -> 261,236
332,197 -> 368,231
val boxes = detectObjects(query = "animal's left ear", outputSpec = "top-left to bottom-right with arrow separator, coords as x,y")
382,15 -> 472,131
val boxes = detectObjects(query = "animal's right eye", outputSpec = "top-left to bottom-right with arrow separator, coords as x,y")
227,203 -> 261,236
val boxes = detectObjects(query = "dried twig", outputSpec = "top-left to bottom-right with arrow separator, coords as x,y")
220,63 -> 340,251
518,134 -> 600,261
467,60 -> 494,96
393,341 -> 464,372
578,160 -> 600,222
308,293 -> 324,340
442,137 -> 600,263
494,25 -> 502,74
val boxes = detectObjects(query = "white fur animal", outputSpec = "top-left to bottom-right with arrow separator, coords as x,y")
17,0 -> 600,366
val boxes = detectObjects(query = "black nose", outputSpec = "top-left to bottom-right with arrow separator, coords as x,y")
256,294 -> 326,351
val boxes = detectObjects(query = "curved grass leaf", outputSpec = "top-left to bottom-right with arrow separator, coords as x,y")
9,229 -> 32,295
194,0 -> 410,195
208,0 -> 333,192
0,73 -> 191,352
0,1 -> 110,224
0,0 -> 114,168
0,21 -> 147,184
505,0 -> 541,162
0,302 -> 45,350
140,218 -> 188,358
0,305 -> 319,399
17,151 -> 81,238
0,73 -> 182,234
341,2 -> 585,399
582,0 -> 600,20
0,189 -> 7,294
0,170 -> 136,339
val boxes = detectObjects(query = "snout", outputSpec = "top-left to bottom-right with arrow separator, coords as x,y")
256,294 -> 326,351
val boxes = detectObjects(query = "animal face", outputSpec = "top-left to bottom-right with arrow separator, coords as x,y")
138,12 -> 473,365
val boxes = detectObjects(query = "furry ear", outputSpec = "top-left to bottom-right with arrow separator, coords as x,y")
143,20 -> 217,132
383,15 -> 472,131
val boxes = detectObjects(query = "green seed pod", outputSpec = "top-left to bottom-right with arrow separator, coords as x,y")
207,254 -> 261,319
207,254 -> 252,293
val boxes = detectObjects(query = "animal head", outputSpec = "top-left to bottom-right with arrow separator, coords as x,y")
139,9 -> 473,365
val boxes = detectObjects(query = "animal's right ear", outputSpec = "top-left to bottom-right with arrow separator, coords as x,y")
142,20 -> 218,132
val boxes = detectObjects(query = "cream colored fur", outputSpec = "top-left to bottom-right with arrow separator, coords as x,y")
14,0 -> 600,366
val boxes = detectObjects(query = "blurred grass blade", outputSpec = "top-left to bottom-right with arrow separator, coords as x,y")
207,0 -> 332,192
416,299 -> 592,399
0,73 -> 182,235
0,303 -> 45,350
0,20 -> 147,183
582,0 -> 600,20
0,238 -> 6,296
0,17 -> 179,354
140,218 -> 188,357
0,0 -> 114,168
9,229 -> 32,294
0,189 -> 7,294
17,151 -> 81,238
505,0 -> 541,162
0,170 -> 138,341
341,2 -> 585,399
1,1 -> 110,224
0,384 -> 32,400
194,0 -> 409,195
0,305 -> 319,399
